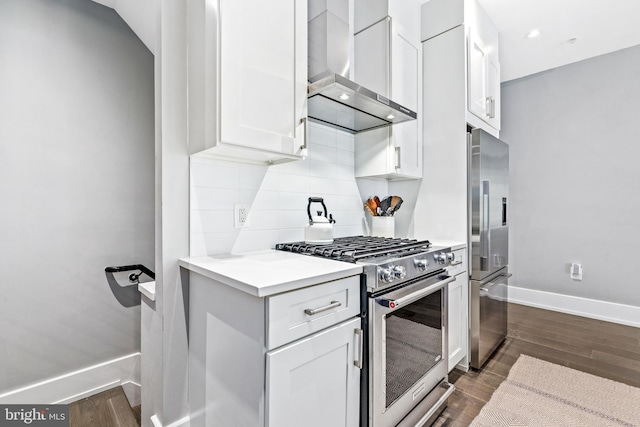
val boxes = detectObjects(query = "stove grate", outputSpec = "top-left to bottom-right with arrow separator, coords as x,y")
275,236 -> 431,263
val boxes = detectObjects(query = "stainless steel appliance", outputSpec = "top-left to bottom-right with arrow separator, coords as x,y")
468,128 -> 510,369
276,236 -> 456,427
307,1 -> 417,133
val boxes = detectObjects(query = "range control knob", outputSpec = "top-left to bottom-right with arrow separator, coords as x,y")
392,265 -> 406,280
379,266 -> 395,284
414,258 -> 429,271
446,252 -> 455,263
434,252 -> 447,265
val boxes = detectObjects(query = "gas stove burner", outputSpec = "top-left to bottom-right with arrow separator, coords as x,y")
275,236 -> 431,263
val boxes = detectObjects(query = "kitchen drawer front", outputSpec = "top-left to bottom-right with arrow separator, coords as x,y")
267,276 -> 361,350
448,247 -> 467,277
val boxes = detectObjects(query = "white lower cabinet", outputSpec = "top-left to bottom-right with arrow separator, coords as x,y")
448,272 -> 468,371
266,318 -> 361,427
188,272 -> 361,427
447,247 -> 469,371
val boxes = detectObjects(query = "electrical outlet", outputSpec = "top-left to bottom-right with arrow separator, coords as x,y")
234,204 -> 250,228
570,262 -> 582,281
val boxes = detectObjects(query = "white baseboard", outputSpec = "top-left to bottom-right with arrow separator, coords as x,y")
508,286 -> 640,328
0,353 -> 141,405
121,381 -> 142,407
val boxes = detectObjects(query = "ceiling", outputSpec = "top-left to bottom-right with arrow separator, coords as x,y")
477,0 -> 640,82
91,0 -> 156,54
94,0 -> 640,83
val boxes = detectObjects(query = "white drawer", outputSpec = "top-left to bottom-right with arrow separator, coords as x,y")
448,247 -> 467,277
266,275 -> 360,350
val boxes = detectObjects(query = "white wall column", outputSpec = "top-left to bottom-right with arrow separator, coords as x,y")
142,0 -> 190,425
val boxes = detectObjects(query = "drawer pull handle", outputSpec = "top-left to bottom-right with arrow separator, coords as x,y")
304,300 -> 341,316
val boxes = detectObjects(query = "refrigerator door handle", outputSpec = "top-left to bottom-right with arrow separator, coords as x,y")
480,180 -> 490,271
502,197 -> 508,226
477,273 -> 512,287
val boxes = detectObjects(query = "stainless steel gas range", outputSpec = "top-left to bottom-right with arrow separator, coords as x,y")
276,236 -> 457,427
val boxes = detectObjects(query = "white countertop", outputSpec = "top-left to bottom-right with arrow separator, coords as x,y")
430,240 -> 467,251
179,250 -> 363,297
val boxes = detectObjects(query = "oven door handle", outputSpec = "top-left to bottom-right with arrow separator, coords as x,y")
378,275 -> 455,309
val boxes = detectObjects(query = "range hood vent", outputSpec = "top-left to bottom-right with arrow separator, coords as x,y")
307,2 -> 416,134
308,74 -> 417,133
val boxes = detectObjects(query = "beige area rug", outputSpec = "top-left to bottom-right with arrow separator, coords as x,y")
470,355 -> 640,426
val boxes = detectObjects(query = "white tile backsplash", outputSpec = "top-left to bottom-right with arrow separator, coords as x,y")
190,122 -> 371,255
308,176 -> 338,194
308,123 -> 337,148
191,158 -> 240,188
238,164 -> 269,190
191,187 -> 239,211
278,172 -> 310,193
337,148 -> 356,166
190,210 -> 234,234
336,131 -> 355,151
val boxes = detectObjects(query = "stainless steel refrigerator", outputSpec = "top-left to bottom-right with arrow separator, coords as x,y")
468,128 -> 510,370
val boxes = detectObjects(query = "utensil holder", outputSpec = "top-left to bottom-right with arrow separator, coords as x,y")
371,216 -> 394,238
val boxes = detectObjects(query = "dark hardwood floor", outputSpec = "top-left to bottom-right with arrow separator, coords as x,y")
69,386 -> 140,427
433,302 -> 640,426
66,303 -> 639,426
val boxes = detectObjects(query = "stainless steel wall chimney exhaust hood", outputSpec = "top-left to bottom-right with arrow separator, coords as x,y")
307,1 -> 416,134
308,74 -> 417,133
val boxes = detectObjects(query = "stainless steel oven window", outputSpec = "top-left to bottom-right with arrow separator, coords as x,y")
383,288 -> 444,408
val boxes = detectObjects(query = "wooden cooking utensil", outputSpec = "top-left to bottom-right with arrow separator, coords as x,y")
366,198 -> 378,216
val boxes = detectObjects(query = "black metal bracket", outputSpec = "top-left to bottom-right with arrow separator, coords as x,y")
105,264 -> 155,283
104,264 -> 155,307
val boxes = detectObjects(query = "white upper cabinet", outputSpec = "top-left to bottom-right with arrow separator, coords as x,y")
421,0 -> 500,135
354,0 -> 422,180
466,4 -> 500,132
188,0 -> 307,164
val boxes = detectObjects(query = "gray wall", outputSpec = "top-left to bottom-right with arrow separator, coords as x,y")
501,44 -> 640,307
0,0 -> 154,393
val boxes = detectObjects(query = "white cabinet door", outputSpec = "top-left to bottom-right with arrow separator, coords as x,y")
486,55 -> 501,130
266,318 -> 361,427
448,273 -> 468,371
216,0 -> 307,162
467,27 -> 500,133
390,24 -> 421,178
354,17 -> 421,180
467,30 -> 489,121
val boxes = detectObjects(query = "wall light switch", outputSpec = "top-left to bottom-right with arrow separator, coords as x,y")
570,263 -> 582,281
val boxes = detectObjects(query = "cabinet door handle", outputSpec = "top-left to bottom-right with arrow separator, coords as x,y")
298,117 -> 308,156
485,97 -> 492,117
354,328 -> 364,369
395,146 -> 401,169
304,300 -> 341,316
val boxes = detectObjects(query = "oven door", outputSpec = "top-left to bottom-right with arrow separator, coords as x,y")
368,274 -> 455,427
